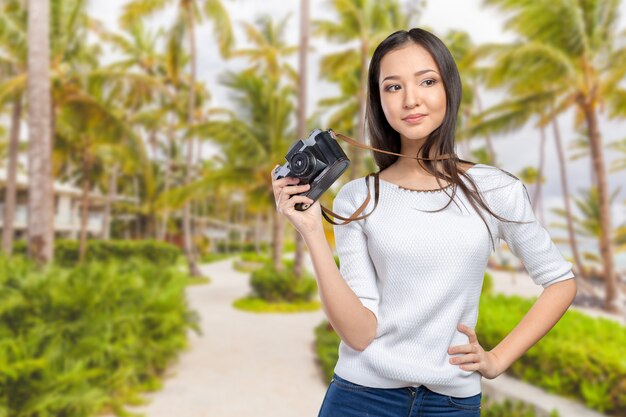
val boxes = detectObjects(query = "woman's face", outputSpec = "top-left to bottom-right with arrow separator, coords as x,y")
378,42 -> 446,143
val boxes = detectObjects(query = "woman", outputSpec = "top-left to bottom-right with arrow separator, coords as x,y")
271,28 -> 577,417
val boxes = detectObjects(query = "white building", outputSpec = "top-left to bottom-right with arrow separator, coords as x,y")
0,171 -> 107,239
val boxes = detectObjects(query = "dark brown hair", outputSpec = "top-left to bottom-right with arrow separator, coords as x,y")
365,28 -> 531,251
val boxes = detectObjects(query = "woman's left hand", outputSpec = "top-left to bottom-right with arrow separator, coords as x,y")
448,324 -> 503,380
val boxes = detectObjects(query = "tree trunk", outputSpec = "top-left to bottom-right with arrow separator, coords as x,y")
149,130 -> 158,159
255,211 -> 262,253
158,126 -> 174,241
102,163 -> 118,241
133,176 -> 141,238
27,0 -> 54,265
533,124 -> 546,225
182,5 -> 201,277
238,204 -> 245,251
581,102 -> 617,312
79,147 -> 91,263
2,96 -> 22,255
272,208 -> 284,271
350,38 -> 369,180
552,116 -> 593,295
474,91 -> 497,166
459,133 -> 471,161
294,0 -> 310,279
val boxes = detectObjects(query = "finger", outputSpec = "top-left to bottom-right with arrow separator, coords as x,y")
458,324 -> 478,343
281,183 -> 311,197
279,195 -> 315,212
276,184 -> 310,207
271,164 -> 279,178
275,184 -> 303,206
272,177 -> 300,192
450,353 -> 480,365
272,176 -> 300,197
459,362 -> 480,372
273,177 -> 300,189
448,344 -> 476,354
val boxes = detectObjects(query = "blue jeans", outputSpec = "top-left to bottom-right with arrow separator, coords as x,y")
318,373 -> 481,417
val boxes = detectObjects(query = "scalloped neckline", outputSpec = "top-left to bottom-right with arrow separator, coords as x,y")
377,164 -> 484,193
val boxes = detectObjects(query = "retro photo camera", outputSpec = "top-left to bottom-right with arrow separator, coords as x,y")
273,129 -> 350,211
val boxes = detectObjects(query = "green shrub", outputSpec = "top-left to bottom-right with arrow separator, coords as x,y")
13,239 -> 181,267
315,321 -> 341,383
283,241 -> 296,253
201,252 -> 232,263
481,395 -> 558,417
0,256 -> 198,417
240,251 -> 270,263
233,297 -> 321,313
250,260 -> 317,303
314,320 -> 556,417
312,273 -> 625,415
482,271 -> 493,295
216,241 -> 267,253
478,294 -> 626,415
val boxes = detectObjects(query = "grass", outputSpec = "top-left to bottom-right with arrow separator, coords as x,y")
233,296 -> 322,313
187,275 -> 211,286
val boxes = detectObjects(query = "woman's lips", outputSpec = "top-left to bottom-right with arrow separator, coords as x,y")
403,113 -> 427,124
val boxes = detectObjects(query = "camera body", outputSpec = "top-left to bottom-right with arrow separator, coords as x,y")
273,129 -> 350,211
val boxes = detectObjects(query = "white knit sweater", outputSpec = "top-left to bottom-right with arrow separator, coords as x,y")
332,163 -> 574,398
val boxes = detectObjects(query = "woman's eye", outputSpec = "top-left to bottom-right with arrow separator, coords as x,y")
421,79 -> 437,87
384,84 -> 401,92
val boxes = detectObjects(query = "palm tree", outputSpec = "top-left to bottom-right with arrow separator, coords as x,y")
27,0 -> 54,264
551,186 -> 624,287
121,0 -> 234,277
3,0 -> 144,261
470,86 -> 595,287
445,30 -> 498,165
314,0 -> 408,179
0,0 -> 26,255
517,166 -> 545,221
97,21 -> 171,240
1,95 -> 22,255
55,79 -> 147,260
484,0 -> 626,312
294,0 -> 310,279
229,14 -> 299,270
190,63 -> 296,270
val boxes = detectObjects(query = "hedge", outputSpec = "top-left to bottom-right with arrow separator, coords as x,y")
13,239 -> 181,267
313,321 -> 554,417
215,241 -> 268,253
477,294 -> 626,415
250,260 -> 317,303
313,274 -> 625,416
0,256 -> 199,417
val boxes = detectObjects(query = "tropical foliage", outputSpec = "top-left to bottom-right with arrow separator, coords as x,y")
1,0 -> 626,414
314,290 -> 626,415
1,0 -> 623,310
0,256 -> 198,417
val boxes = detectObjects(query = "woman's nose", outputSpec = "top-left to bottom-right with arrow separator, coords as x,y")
403,86 -> 420,109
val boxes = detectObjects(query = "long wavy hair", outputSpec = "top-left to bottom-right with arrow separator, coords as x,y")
365,28 -> 530,251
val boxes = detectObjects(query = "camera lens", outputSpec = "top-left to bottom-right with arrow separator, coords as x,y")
290,151 -> 316,177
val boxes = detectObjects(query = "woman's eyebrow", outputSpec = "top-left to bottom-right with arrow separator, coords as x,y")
380,69 -> 438,83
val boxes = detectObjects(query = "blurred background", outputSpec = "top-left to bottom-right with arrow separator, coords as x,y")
1,0 -> 625,416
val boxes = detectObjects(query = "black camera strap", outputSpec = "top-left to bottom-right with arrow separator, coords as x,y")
320,130 -> 454,225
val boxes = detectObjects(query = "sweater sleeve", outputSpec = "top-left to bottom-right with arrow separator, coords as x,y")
332,179 -> 380,319
496,178 -> 575,288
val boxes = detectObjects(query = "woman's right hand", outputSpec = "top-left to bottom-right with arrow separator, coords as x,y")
271,166 -> 323,236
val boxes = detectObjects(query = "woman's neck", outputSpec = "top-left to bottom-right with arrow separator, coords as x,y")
391,137 -> 439,177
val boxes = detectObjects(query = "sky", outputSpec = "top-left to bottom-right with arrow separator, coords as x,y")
87,0 -> 626,253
